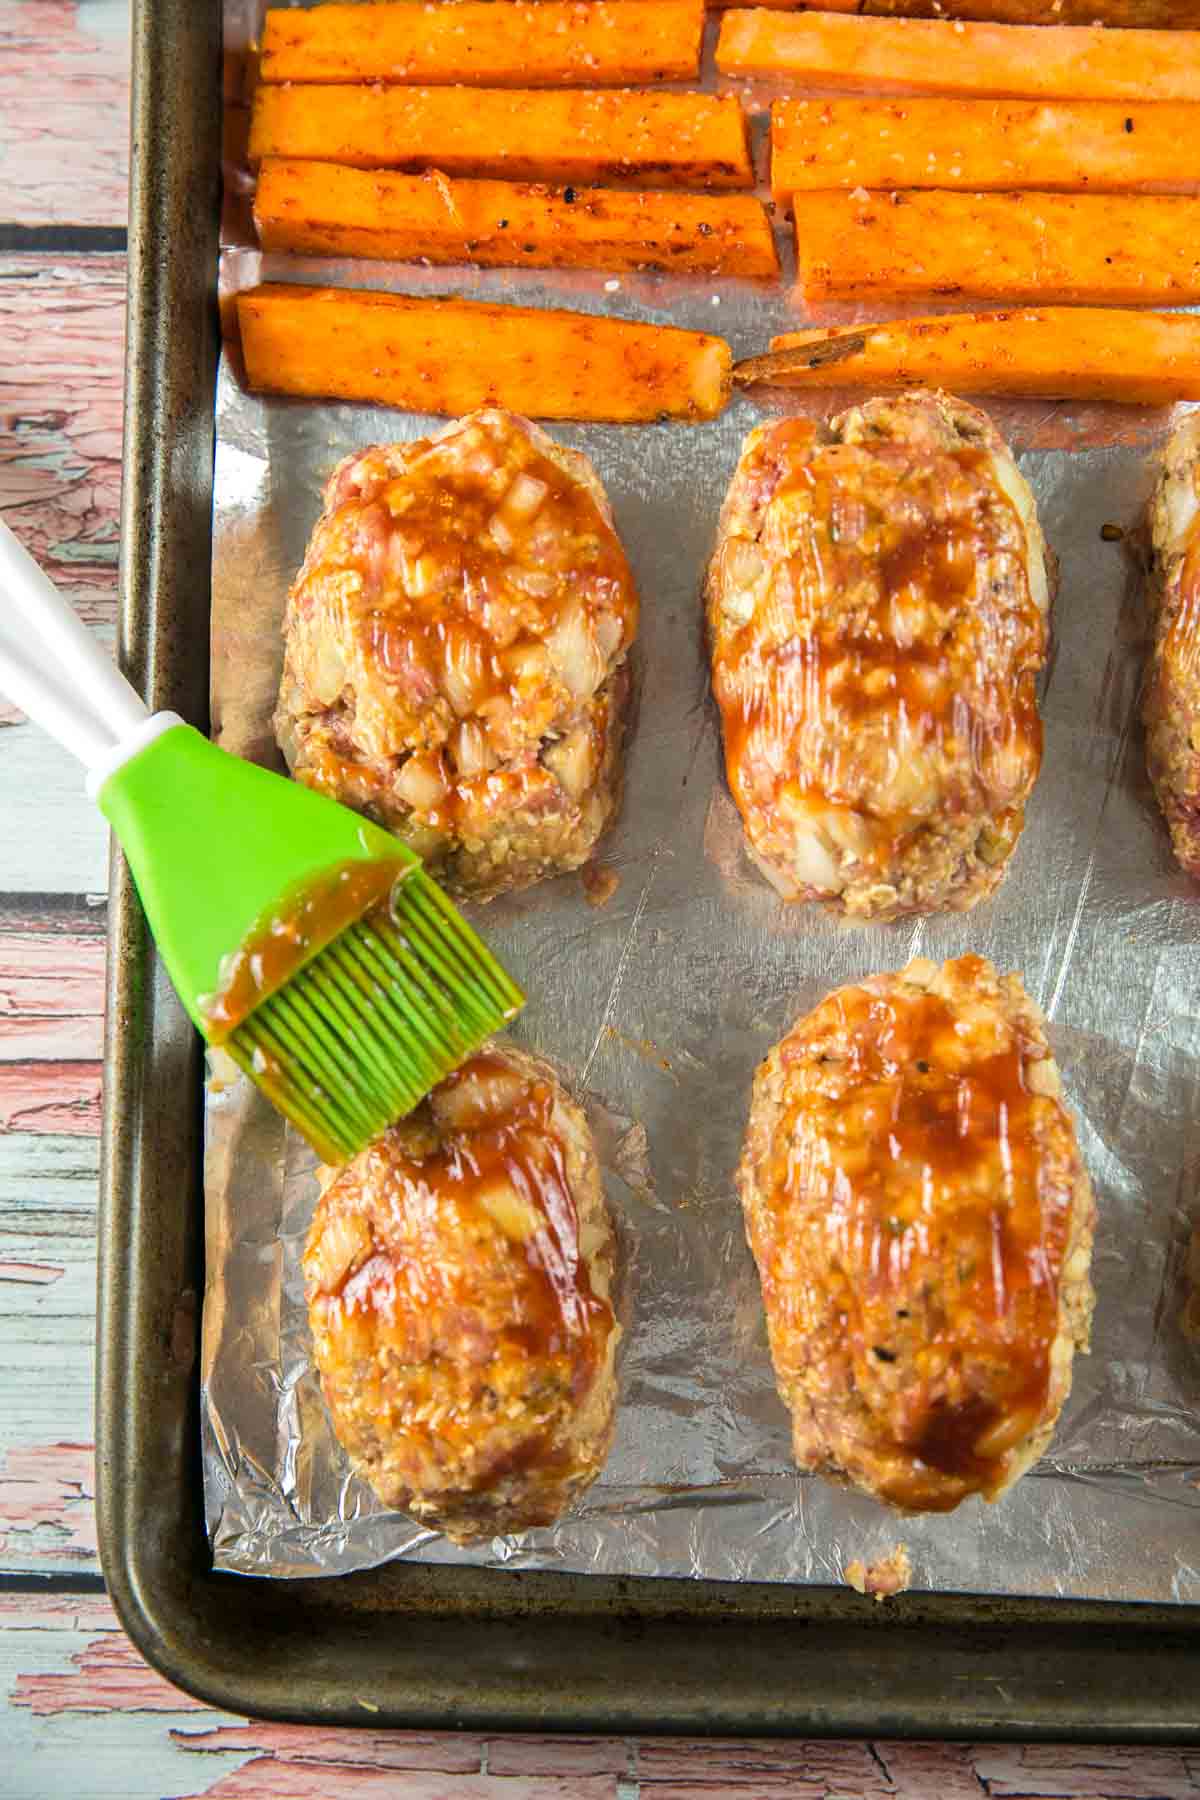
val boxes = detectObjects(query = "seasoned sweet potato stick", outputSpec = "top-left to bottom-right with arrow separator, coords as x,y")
249,85 -> 753,190
711,0 -> 1200,18
735,310 -> 1200,405
717,10 -> 1200,102
237,285 -> 732,424
793,191 -> 1200,305
772,98 -> 1200,200
254,161 -> 779,278
260,1 -> 704,88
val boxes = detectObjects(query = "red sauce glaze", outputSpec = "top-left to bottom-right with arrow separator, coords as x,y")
201,856 -> 407,1040
322,1052 -> 609,1393
293,420 -> 636,831
765,956 -> 1073,1507
711,419 -> 1045,879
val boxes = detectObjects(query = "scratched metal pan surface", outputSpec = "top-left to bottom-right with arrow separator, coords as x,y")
96,0 -> 1200,1735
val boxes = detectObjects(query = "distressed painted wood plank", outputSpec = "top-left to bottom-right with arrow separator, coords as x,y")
0,1061 -> 101,1135
0,898 -> 107,1572
0,253 -> 124,888
0,254 -> 125,602
0,1592 -> 115,1632
0,1131 -> 101,1236
1,1594 -> 256,1800
174,1768 -> 618,1800
13,1631 -> 208,1718
0,930 -> 105,1059
635,1739 -> 1200,1797
0,1260 -> 63,1283
486,1738 -> 632,1778
0,730 -> 109,893
977,1743 -> 1200,1799
636,1736 -> 892,1797
0,1 -> 129,226
0,1225 -> 97,1459
174,1723 -> 487,1776
0,919 -> 105,1130
0,1233 -> 96,1318
0,1442 -> 96,1568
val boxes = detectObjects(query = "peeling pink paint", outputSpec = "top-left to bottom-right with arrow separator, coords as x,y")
174,1764 -> 615,1800
0,1063 -> 102,1136
0,1442 -> 97,1560
0,2 -> 128,226
12,1631 -> 207,1717
487,1738 -> 632,1778
0,1262 -> 64,1284
0,930 -> 106,1061
0,1592 -> 117,1633
173,1723 -> 485,1775
0,255 -> 125,617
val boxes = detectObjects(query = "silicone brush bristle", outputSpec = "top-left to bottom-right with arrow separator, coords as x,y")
224,865 -> 524,1163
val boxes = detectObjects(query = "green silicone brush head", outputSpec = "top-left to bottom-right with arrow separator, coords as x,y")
98,722 -> 524,1162
225,874 -> 524,1163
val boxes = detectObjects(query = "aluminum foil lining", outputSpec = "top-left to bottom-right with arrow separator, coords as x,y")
204,0 -> 1200,1596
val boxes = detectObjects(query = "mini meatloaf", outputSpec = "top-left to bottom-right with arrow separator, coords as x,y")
738,954 -> 1095,1513
303,1046 -> 619,1541
275,408 -> 639,900
1145,412 -> 1200,879
705,392 -> 1052,920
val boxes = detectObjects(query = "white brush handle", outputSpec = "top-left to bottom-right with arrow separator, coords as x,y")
0,519 -> 183,793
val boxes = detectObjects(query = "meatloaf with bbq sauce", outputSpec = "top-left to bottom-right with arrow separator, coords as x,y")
705,392 -> 1052,920
738,955 -> 1096,1513
1145,412 -> 1200,878
275,407 -> 638,900
303,1045 -> 620,1541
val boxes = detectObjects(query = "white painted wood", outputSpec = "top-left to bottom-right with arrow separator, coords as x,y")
0,1608 -> 251,1800
0,1289 -> 94,1444
0,717 -> 108,894
0,1135 -> 100,1234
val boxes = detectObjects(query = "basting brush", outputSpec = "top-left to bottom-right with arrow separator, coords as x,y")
0,519 -> 524,1163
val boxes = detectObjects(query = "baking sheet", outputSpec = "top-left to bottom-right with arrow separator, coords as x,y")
204,1 -> 1200,1598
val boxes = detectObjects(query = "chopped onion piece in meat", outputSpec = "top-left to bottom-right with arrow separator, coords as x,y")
396,751 -> 450,812
546,598 -> 603,700
431,1063 -> 529,1132
502,473 -> 549,522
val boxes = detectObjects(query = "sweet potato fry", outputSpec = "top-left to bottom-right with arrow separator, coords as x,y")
711,0 -> 1200,19
793,191 -> 1200,305
249,85 -> 753,189
858,0 -> 1200,19
236,284 -> 732,423
735,309 -> 1200,405
717,10 -> 1200,102
254,160 -> 779,278
772,98 -> 1200,200
260,1 -> 704,88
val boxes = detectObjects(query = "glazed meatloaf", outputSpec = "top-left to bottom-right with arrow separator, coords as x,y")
705,391 -> 1052,920
1144,412 -> 1200,878
738,954 -> 1095,1513
303,1046 -> 619,1541
275,407 -> 639,900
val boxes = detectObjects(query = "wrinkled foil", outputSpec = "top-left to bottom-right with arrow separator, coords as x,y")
205,0 -> 1200,1596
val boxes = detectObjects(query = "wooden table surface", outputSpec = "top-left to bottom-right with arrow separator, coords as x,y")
1,3 -> 1198,1795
